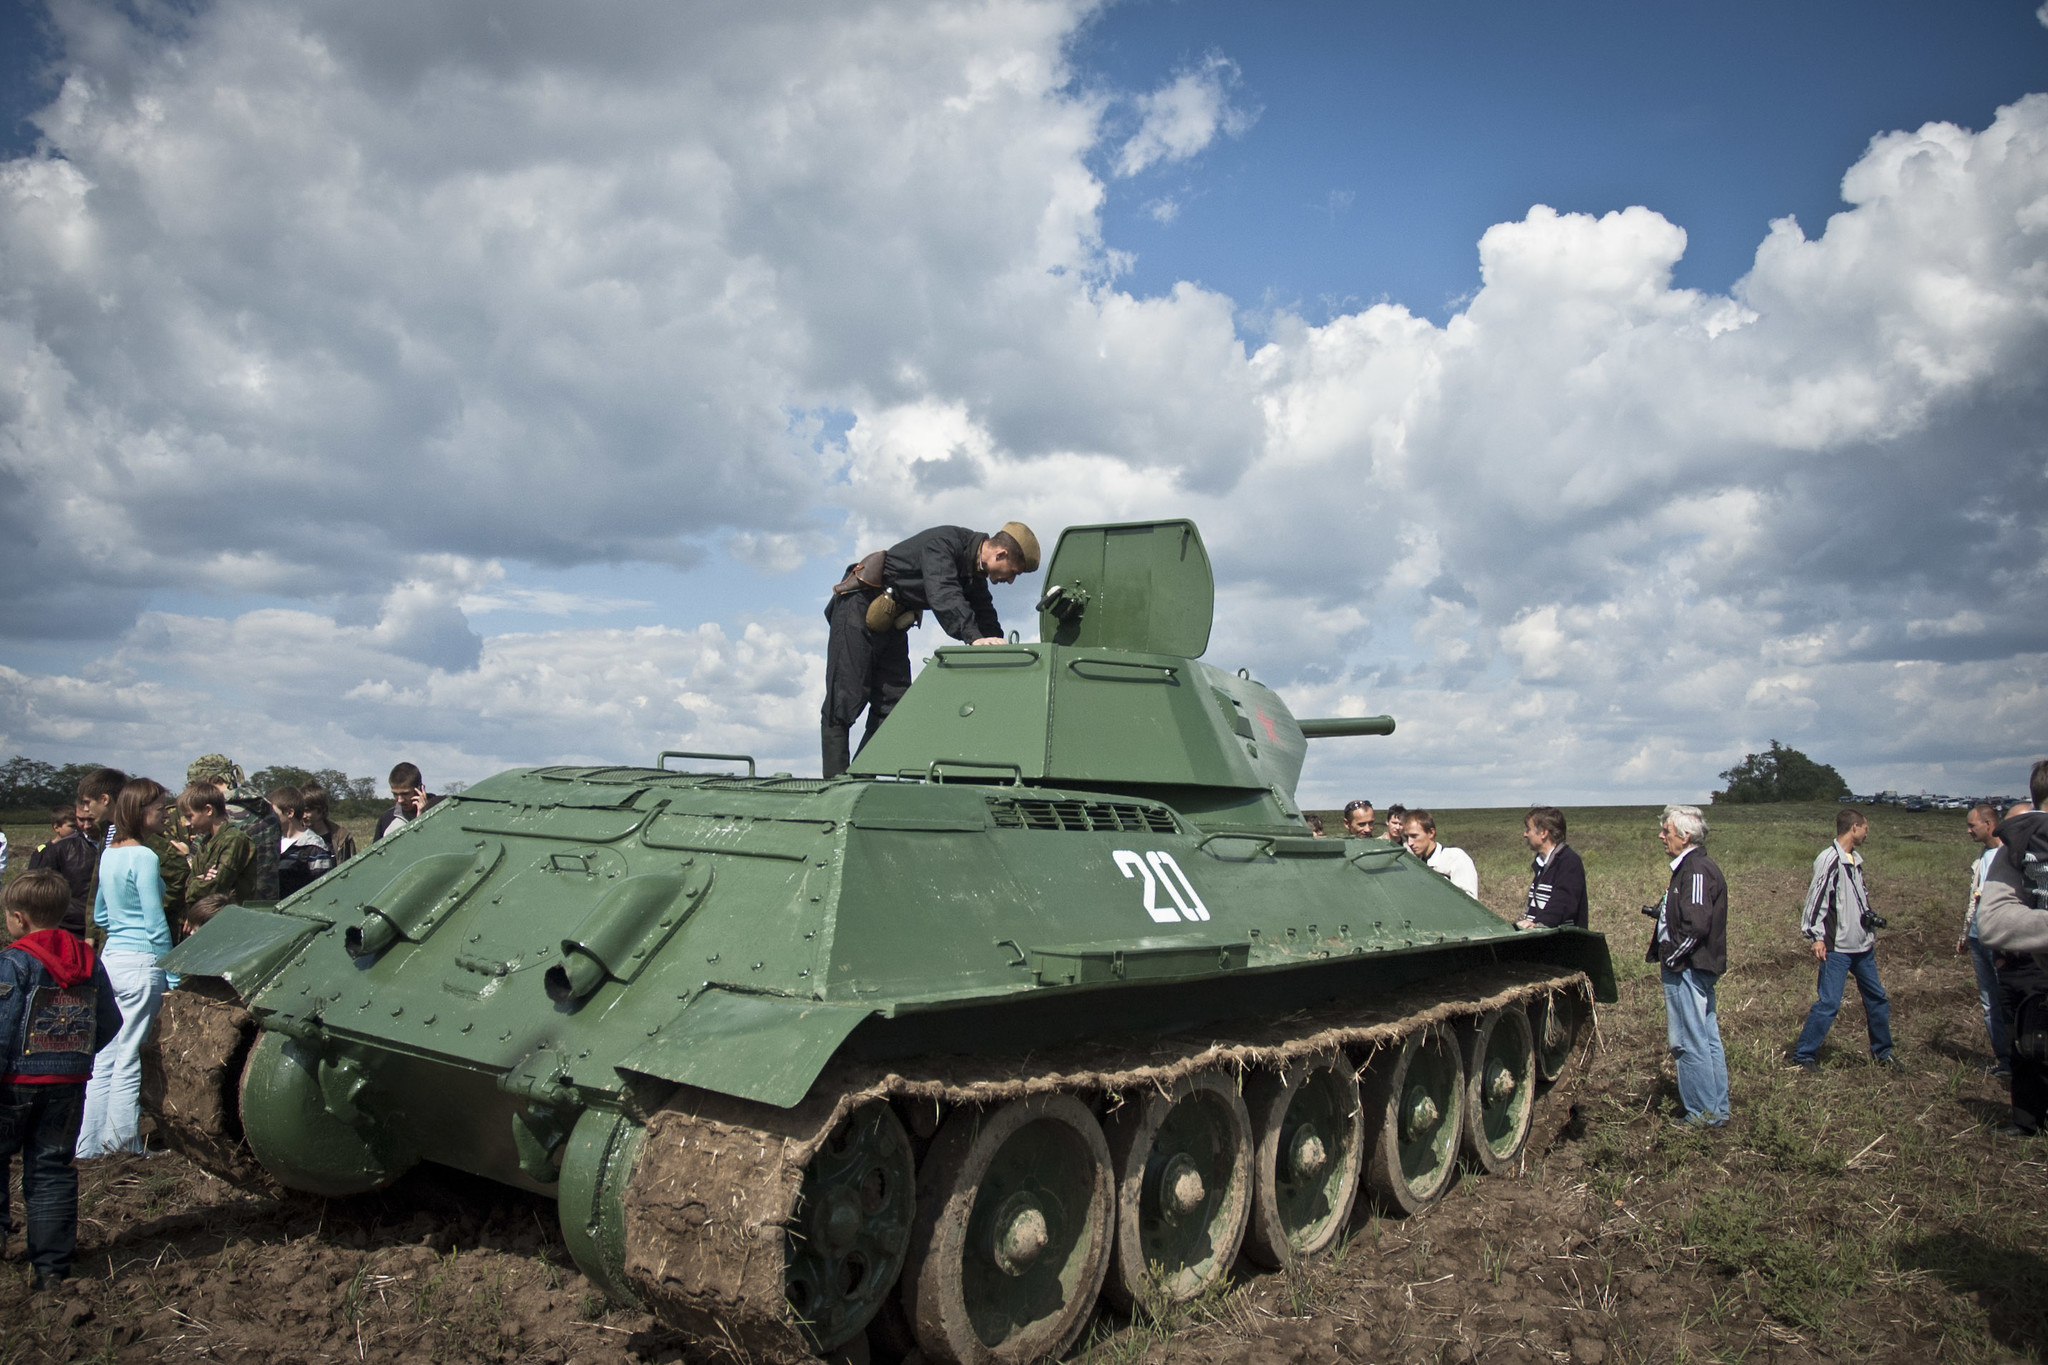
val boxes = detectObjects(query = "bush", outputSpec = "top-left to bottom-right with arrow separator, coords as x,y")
1713,741 -> 1850,804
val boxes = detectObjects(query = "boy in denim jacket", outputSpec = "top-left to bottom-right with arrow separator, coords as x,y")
0,870 -> 123,1288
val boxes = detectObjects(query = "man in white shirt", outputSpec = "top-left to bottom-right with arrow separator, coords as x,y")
1402,809 -> 1479,898
1954,803 -> 2010,1077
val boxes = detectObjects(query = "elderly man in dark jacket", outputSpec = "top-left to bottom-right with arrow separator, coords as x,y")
821,522 -> 1039,779
1646,804 -> 1730,1128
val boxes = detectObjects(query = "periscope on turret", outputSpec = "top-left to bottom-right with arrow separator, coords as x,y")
155,519 -> 1614,1365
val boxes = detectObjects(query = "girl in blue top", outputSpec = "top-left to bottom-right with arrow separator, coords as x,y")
77,777 -> 171,1157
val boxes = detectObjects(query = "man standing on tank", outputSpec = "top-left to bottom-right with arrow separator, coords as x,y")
1649,804 -> 1730,1128
821,523 -> 1039,779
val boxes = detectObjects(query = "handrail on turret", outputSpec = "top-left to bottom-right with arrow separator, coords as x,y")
1297,715 -> 1396,738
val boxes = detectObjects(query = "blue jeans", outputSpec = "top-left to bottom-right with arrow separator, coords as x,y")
1661,966 -> 1730,1125
76,949 -> 165,1157
0,1082 -> 87,1279
1969,936 -> 2012,1069
1794,948 -> 1893,1063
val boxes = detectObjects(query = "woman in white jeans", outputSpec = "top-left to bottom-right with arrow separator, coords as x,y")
77,777 -> 171,1157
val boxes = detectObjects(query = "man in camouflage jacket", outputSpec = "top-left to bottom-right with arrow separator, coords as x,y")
186,755 -> 280,901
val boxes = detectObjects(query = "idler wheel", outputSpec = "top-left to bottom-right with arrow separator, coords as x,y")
903,1094 -> 1114,1364
1530,987 -> 1584,1083
1243,1054 -> 1363,1269
1361,1030 -> 1465,1216
786,1103 -> 917,1354
1102,1071 -> 1253,1313
1459,1008 -> 1536,1174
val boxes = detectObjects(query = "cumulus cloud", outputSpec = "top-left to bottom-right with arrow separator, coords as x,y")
1,0 -> 2043,806
0,596 -> 825,789
1112,53 -> 1256,178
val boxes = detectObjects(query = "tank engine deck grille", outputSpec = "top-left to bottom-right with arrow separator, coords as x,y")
695,777 -> 830,792
986,798 -> 1179,834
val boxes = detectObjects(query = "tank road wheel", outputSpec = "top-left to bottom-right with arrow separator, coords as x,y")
1530,988 -> 1584,1083
1242,1055 -> 1364,1269
1360,1030 -> 1465,1216
786,1103 -> 918,1354
1101,1071 -> 1254,1312
1459,1008 -> 1536,1174
904,1094 -> 1114,1365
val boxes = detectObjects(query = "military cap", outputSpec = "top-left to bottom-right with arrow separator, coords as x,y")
187,753 -> 244,788
999,521 -> 1041,573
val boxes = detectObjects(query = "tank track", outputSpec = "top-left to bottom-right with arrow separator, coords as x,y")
619,960 -> 1592,1363
153,962 -> 1590,1362
149,989 -> 271,1188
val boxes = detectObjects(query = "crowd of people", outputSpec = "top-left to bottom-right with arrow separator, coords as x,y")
1316,798 -> 1588,929
3,748 -> 2044,1291
0,755 -> 438,1288
1327,767 -> 2048,1139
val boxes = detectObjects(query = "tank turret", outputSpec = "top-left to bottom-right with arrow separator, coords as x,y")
157,518 -> 1614,1365
852,520 -> 1393,830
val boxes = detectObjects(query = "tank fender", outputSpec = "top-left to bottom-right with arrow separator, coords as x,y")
544,861 -> 715,1005
158,902 -> 330,997
239,1031 -> 416,1196
616,989 -> 873,1108
344,841 -> 504,958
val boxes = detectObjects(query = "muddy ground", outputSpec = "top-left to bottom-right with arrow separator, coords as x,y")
5,801 -> 2046,1362
2,1024 -> 2033,1365
0,1075 -> 1640,1365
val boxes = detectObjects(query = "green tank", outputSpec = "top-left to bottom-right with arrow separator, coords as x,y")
155,519 -> 1614,1365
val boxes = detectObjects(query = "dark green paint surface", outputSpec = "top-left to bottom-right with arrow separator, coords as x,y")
161,518 -> 1614,1197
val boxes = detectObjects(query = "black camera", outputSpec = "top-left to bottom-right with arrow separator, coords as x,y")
1861,909 -> 1887,931
1640,902 -> 1661,918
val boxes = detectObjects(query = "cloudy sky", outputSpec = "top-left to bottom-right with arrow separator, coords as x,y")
2,0 -> 2045,808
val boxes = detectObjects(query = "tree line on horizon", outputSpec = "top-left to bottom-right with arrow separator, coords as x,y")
4,744 -> 1860,814
0,755 -> 385,814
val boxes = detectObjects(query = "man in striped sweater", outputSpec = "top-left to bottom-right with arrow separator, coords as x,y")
1647,805 -> 1730,1127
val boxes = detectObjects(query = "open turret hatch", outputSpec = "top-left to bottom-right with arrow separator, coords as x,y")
1036,519 -> 1212,657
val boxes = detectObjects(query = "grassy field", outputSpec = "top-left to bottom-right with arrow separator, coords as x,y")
1282,799 -> 2047,1362
1,798 -> 2042,1363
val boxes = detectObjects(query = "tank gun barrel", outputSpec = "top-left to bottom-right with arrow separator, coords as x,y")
1298,715 -> 1396,738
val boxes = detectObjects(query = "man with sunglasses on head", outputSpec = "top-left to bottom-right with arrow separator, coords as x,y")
1341,799 -> 1376,839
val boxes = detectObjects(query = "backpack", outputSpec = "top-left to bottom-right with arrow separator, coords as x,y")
1999,812 -> 2048,912
2015,989 -> 2048,1068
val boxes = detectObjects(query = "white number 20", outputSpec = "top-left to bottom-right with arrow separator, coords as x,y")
1113,850 -> 1210,923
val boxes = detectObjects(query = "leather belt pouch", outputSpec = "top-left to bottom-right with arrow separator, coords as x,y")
832,550 -> 887,596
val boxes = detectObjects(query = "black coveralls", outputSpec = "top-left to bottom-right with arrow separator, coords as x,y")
821,526 -> 1003,779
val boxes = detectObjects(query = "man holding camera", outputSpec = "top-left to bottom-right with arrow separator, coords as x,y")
1792,807 -> 1897,1071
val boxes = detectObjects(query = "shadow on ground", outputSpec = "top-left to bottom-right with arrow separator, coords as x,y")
1895,1229 -> 2048,1360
